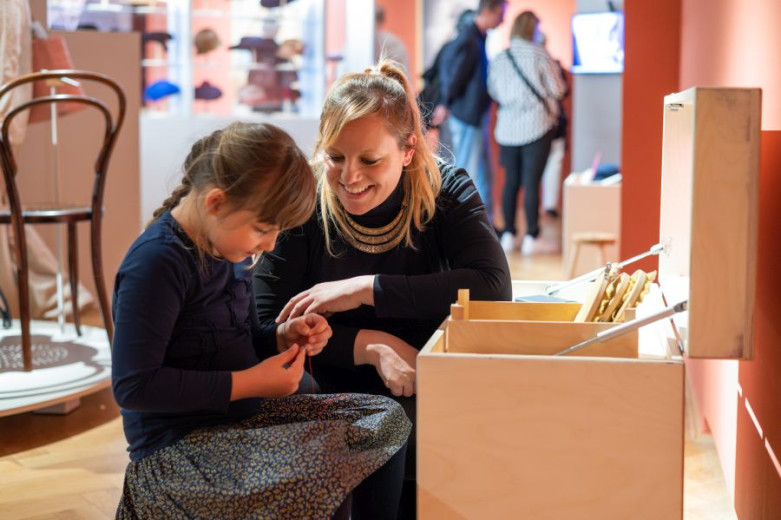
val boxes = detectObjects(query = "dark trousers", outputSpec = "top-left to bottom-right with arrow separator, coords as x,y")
499,128 -> 555,237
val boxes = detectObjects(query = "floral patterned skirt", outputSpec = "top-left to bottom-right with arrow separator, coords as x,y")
116,393 -> 411,520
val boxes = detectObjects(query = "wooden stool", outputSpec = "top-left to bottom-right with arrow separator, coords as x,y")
567,231 -> 617,278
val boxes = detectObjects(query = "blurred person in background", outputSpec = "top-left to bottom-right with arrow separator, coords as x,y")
488,10 -> 566,255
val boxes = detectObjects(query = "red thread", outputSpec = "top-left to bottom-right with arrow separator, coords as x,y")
308,353 -> 316,394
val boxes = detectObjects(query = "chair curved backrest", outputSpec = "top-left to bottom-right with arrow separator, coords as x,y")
0,70 -> 126,226
0,70 -> 125,371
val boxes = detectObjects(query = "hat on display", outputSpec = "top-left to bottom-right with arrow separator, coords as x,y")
259,0 -> 298,8
238,84 -> 267,106
276,38 -> 304,60
144,80 -> 180,101
194,81 -> 223,101
229,36 -> 278,54
194,28 -> 221,55
142,31 -> 173,49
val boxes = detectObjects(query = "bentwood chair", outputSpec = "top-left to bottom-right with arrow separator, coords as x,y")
0,70 -> 125,371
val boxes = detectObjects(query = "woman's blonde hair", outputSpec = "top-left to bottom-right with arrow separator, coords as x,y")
511,10 -> 539,42
313,59 -> 442,253
151,122 -> 315,258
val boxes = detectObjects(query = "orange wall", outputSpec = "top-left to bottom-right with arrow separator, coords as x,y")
623,1 -> 781,517
377,0 -> 418,82
620,0 -> 681,268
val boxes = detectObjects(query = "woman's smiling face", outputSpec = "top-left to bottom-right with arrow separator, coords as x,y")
324,115 -> 415,216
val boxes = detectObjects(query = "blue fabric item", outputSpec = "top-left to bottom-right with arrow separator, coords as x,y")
144,80 -> 180,101
594,163 -> 621,180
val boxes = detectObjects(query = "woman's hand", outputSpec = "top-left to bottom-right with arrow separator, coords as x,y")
276,313 -> 332,356
354,330 -> 419,397
230,344 -> 306,400
276,275 -> 375,322
367,343 -> 417,397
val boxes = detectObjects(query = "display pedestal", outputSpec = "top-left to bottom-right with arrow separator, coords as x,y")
0,321 -> 111,417
562,173 -> 620,275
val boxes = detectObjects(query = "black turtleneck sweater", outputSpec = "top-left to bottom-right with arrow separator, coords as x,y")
253,164 -> 511,390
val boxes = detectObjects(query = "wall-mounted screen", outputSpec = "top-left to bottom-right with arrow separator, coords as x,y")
571,12 -> 625,74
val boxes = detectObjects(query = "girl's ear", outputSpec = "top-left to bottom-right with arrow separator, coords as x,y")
203,188 -> 228,216
403,134 -> 417,166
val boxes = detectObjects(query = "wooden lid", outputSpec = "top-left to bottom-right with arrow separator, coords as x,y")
659,87 -> 760,359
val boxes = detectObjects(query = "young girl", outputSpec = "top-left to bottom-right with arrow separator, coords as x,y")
112,122 -> 410,519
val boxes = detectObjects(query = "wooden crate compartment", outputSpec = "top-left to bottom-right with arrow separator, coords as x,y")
419,289 -> 683,520
445,297 -> 638,359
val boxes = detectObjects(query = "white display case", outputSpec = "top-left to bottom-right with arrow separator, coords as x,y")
46,0 -> 334,119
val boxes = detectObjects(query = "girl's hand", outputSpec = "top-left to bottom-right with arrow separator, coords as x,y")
230,344 -> 306,400
367,342 -> 418,397
276,275 -> 375,323
276,314 -> 332,356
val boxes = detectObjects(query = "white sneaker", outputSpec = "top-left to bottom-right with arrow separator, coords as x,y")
521,235 -> 558,255
500,231 -> 516,253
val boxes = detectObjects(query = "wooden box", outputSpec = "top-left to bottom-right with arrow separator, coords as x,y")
417,87 -> 760,519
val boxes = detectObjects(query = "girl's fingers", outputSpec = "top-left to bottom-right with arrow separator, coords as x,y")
277,343 -> 300,364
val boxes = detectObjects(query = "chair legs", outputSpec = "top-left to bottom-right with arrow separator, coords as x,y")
67,222 -> 82,336
90,217 -> 113,345
11,220 -> 33,372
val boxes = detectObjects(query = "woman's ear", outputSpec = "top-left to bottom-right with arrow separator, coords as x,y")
203,188 -> 227,216
403,135 -> 417,166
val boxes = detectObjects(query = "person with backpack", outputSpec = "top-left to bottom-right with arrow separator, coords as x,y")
419,9 -> 476,158
429,0 -> 507,221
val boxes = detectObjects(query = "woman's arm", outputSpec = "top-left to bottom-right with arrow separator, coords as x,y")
354,329 -> 418,397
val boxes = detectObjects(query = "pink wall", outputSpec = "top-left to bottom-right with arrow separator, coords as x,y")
680,1 -> 781,130
679,1 -> 781,516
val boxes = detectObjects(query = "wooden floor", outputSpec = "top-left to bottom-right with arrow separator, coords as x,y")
0,214 -> 737,519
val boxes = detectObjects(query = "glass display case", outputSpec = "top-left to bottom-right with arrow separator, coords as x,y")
46,0 -> 329,118
46,0 -> 374,224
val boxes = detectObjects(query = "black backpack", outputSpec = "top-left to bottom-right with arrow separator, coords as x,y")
418,40 -> 455,130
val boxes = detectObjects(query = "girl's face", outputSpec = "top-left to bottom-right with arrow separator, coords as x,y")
324,115 -> 415,216
207,208 -> 280,263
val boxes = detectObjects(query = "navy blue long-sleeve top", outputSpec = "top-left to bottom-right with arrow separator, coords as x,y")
254,164 -> 511,372
111,212 -> 277,461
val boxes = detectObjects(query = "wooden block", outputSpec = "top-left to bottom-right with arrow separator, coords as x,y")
445,319 -> 638,358
468,301 -> 581,321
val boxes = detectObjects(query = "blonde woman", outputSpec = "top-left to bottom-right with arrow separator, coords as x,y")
255,61 -> 511,518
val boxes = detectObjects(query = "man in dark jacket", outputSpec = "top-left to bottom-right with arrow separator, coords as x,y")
431,0 -> 506,221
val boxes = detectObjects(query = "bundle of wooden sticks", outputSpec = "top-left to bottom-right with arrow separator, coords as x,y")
574,265 -> 657,323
